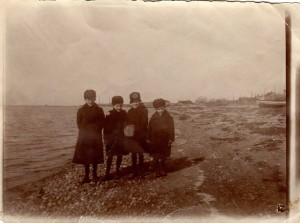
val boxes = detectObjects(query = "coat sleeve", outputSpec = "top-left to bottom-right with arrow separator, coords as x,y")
76,108 -> 83,129
146,117 -> 153,141
139,109 -> 148,140
121,110 -> 127,130
168,116 -> 175,141
124,110 -> 130,126
97,107 -> 105,131
103,114 -> 112,139
103,113 -> 113,146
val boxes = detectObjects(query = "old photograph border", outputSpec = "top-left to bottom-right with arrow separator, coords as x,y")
1,0 -> 300,222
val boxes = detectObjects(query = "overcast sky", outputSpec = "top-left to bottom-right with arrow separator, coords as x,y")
4,1 -> 300,105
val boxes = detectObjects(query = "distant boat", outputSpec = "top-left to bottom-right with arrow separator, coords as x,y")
257,100 -> 286,108
257,91 -> 286,108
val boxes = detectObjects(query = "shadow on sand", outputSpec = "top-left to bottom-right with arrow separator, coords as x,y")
105,156 -> 205,180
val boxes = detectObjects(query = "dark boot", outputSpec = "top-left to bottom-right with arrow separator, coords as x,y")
138,153 -> 145,178
115,155 -> 122,180
160,159 -> 167,176
92,163 -> 100,183
81,165 -> 91,184
103,156 -> 113,181
81,176 -> 91,184
153,157 -> 161,178
131,153 -> 138,179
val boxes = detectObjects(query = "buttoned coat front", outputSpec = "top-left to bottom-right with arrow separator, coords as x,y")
147,110 -> 175,158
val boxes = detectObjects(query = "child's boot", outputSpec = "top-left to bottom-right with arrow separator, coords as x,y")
160,168 -> 167,177
160,159 -> 167,176
103,156 -> 113,181
92,164 -> 100,183
132,168 -> 138,179
81,164 -> 91,184
155,169 -> 161,178
131,153 -> 138,179
115,155 -> 122,180
81,175 -> 91,184
153,157 -> 161,178
138,153 -> 145,178
115,170 -> 121,180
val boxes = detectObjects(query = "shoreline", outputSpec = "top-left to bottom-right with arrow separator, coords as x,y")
4,105 -> 286,219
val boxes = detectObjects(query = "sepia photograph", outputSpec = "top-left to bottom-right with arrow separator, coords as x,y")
2,0 -> 300,222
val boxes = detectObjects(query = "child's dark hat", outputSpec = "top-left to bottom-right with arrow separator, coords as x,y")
153,98 -> 166,108
112,96 -> 124,105
84,89 -> 96,99
129,92 -> 141,103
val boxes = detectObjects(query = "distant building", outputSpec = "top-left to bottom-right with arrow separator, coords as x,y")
263,91 -> 285,101
206,98 -> 229,106
178,100 -> 194,105
164,100 -> 171,106
237,97 -> 257,105
195,97 -> 208,104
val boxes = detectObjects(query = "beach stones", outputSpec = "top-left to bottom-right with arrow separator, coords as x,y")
173,139 -> 187,146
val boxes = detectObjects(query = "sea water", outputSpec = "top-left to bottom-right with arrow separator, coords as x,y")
3,105 -> 112,190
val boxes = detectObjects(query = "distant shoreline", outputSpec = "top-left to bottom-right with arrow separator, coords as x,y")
4,104 -> 261,108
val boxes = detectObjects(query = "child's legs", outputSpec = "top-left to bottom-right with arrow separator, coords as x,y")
84,164 -> 90,178
138,153 -> 144,168
153,156 -> 159,171
80,164 -> 92,183
92,162 -> 98,177
131,153 -> 137,172
116,155 -> 122,172
160,158 -> 167,176
106,155 -> 113,175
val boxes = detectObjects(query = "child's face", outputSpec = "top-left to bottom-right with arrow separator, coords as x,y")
113,103 -> 123,112
131,101 -> 140,109
85,97 -> 96,106
156,106 -> 165,116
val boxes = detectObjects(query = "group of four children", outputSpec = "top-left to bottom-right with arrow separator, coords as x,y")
72,90 -> 175,184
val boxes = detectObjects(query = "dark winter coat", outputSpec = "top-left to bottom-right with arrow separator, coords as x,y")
72,103 -> 105,164
147,110 -> 175,158
124,103 -> 148,153
104,109 -> 127,156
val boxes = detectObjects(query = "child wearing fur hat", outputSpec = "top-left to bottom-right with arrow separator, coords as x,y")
124,92 -> 148,179
103,96 -> 127,181
72,89 -> 105,184
147,98 -> 174,177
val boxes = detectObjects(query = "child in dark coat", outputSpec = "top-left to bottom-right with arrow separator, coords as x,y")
124,92 -> 148,179
147,98 -> 174,177
72,89 -> 105,184
103,96 -> 127,181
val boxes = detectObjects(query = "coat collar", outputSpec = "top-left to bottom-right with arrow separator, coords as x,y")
83,103 -> 98,108
153,110 -> 169,118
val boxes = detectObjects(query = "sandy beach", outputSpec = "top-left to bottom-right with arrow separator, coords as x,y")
3,105 -> 286,220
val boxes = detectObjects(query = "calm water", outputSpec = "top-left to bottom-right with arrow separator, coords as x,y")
3,106 -> 113,190
3,105 -> 285,190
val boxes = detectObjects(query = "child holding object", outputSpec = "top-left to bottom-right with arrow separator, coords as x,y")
103,96 -> 127,181
124,92 -> 148,179
147,98 -> 174,177
72,89 -> 105,184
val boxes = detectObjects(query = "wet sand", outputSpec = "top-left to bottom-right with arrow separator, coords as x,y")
3,105 -> 286,220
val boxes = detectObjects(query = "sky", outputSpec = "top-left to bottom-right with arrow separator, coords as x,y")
4,1 -> 300,106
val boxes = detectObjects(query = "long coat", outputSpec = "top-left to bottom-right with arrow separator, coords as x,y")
103,109 -> 127,156
123,103 -> 148,153
72,103 -> 105,164
147,110 -> 175,158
